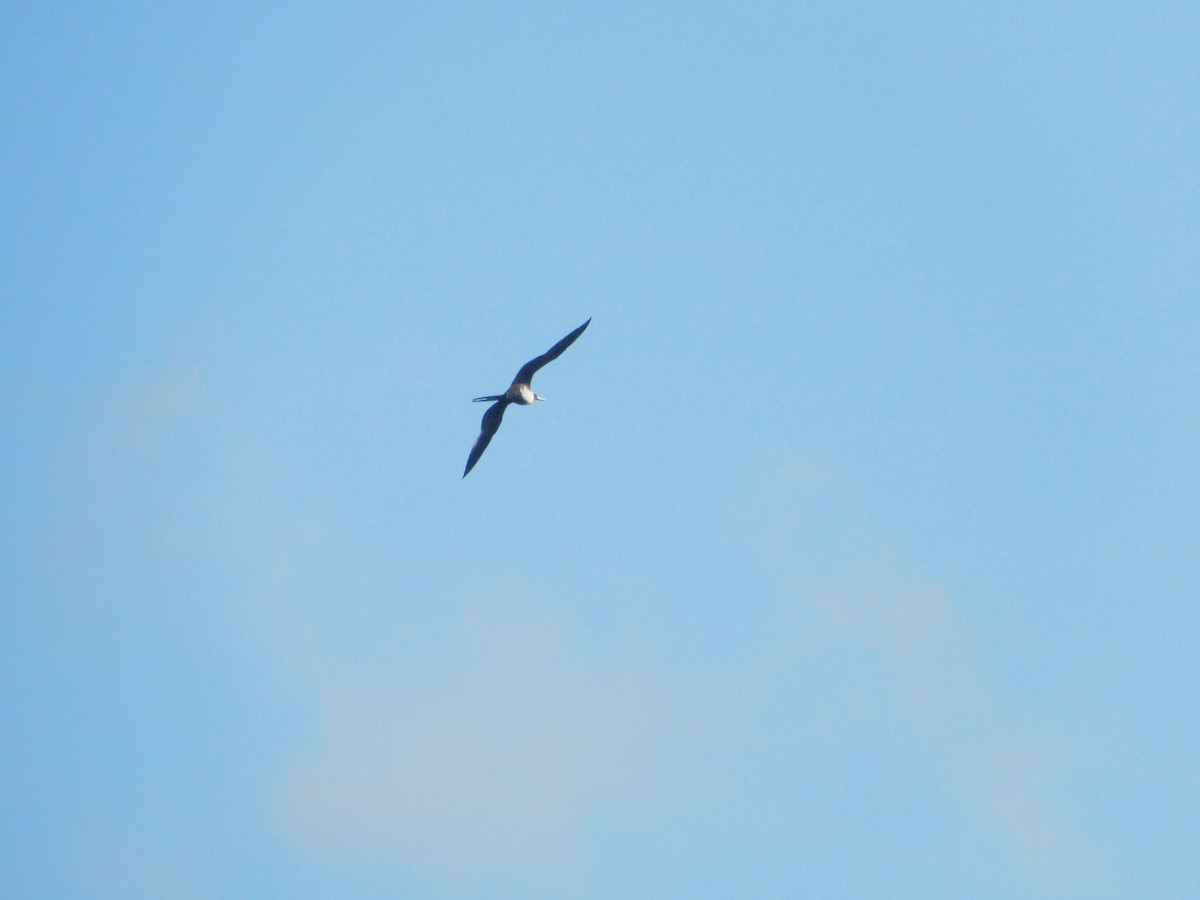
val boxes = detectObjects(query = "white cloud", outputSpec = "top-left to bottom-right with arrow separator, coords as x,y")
277,593 -> 658,888
53,359 -> 1107,896
74,826 -> 205,900
740,448 -> 1103,893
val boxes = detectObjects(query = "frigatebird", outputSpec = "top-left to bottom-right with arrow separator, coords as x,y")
463,317 -> 591,477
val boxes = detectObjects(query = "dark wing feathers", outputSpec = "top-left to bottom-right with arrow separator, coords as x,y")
463,399 -> 509,477
512,317 -> 591,387
463,318 -> 590,478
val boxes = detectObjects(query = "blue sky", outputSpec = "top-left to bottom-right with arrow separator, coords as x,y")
3,3 -> 1197,897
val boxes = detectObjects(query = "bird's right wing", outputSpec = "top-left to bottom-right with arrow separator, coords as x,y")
463,399 -> 509,477
512,317 -> 591,386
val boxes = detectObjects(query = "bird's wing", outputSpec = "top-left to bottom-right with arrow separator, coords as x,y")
463,399 -> 509,477
512,317 -> 591,386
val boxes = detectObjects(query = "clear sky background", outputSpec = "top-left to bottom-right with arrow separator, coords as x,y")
3,3 -> 1197,897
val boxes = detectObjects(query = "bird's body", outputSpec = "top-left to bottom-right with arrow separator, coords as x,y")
489,383 -> 538,405
463,318 -> 590,477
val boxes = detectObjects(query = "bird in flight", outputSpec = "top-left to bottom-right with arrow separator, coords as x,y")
463,317 -> 591,477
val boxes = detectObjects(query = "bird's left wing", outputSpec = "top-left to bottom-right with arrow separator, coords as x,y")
463,399 -> 509,477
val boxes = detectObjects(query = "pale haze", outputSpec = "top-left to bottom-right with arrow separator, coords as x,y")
3,4 -> 1197,898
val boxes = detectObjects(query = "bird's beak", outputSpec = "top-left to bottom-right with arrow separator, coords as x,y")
535,394 -> 547,402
